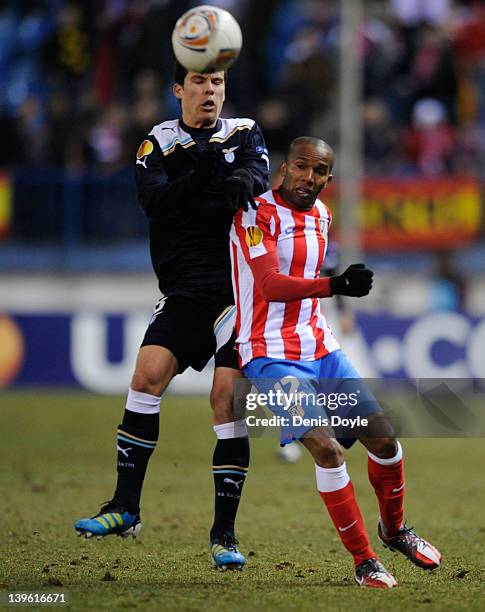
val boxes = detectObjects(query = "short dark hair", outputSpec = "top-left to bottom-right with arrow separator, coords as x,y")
173,60 -> 228,86
173,60 -> 188,86
286,136 -> 334,169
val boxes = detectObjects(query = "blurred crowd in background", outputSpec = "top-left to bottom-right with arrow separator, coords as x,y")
2,0 -> 485,176
1,0 -> 484,315
2,0 -> 484,389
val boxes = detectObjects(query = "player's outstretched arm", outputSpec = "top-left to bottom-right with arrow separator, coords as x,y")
249,251 -> 333,302
249,254 -> 374,302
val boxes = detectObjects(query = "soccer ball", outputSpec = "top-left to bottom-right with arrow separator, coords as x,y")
172,5 -> 242,73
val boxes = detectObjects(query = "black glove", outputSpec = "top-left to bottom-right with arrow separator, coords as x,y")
224,168 -> 257,212
330,263 -> 374,297
192,150 -> 222,189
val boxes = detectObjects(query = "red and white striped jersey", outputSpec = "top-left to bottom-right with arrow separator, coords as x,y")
230,188 -> 340,366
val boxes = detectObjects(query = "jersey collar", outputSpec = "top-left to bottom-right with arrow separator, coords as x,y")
179,118 -> 222,137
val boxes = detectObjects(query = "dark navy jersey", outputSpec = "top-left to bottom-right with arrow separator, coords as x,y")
135,117 -> 269,300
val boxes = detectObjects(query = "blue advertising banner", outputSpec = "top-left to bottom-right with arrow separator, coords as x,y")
1,310 -> 484,393
0,312 -> 147,393
357,311 -> 485,379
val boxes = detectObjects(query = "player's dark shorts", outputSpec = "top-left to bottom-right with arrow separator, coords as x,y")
141,294 -> 239,374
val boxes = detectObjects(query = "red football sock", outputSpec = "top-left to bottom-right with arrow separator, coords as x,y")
368,445 -> 405,537
319,480 -> 376,566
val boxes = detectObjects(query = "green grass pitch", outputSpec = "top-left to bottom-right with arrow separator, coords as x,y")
1,392 -> 484,611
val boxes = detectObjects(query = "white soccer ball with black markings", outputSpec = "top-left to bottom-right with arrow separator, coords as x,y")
172,5 -> 242,73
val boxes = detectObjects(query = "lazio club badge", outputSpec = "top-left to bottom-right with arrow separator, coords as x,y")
245,226 -> 263,247
222,146 -> 238,163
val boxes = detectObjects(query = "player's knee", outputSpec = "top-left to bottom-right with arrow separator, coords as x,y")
131,371 -> 162,396
367,437 -> 398,459
130,347 -> 177,396
210,385 -> 234,424
313,438 -> 344,468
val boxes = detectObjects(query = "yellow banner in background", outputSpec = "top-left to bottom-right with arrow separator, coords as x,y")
0,172 -> 12,240
324,178 -> 483,251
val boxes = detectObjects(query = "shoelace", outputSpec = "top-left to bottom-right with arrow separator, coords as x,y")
358,558 -> 381,574
400,524 -> 427,548
368,570 -> 385,579
218,534 -> 239,551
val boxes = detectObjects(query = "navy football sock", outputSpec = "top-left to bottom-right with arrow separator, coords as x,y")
112,409 -> 159,514
210,436 -> 249,541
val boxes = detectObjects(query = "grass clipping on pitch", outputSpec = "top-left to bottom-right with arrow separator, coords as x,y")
1,393 -> 484,611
